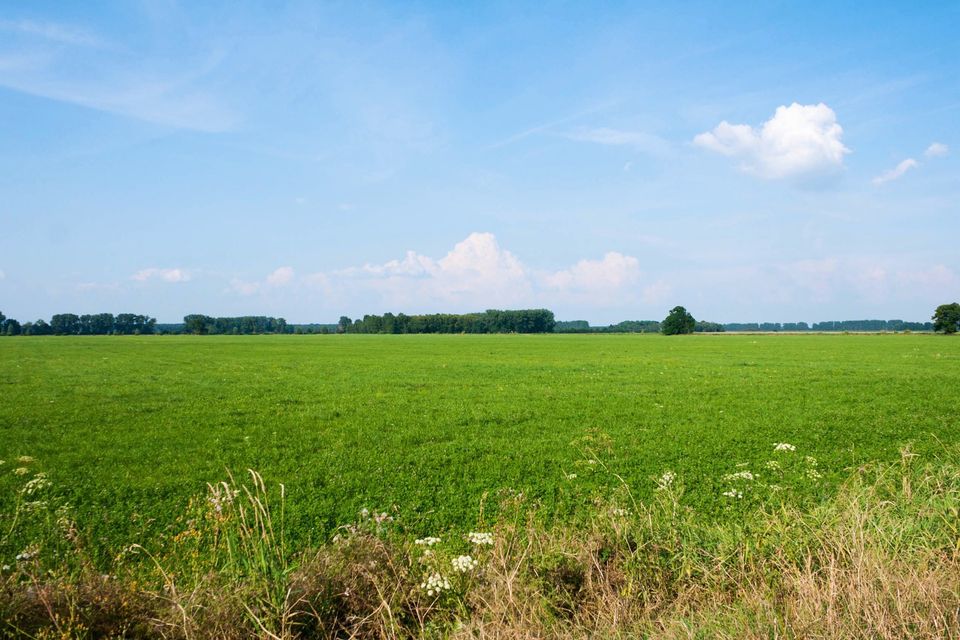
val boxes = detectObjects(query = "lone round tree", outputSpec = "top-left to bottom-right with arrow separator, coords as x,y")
661,306 -> 696,335
933,302 -> 960,334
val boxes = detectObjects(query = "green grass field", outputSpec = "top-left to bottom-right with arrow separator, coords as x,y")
2,334 -> 959,561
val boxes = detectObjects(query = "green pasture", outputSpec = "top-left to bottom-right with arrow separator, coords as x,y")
1,334 -> 958,560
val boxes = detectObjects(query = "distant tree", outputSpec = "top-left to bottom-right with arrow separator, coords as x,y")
50,313 -> 81,335
661,306 -> 696,335
0,311 -> 5,326
933,303 -> 960,334
337,316 -> 352,334
184,314 -> 211,335
3,319 -> 21,336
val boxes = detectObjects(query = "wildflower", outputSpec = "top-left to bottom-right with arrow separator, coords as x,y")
420,572 -> 451,596
764,460 -> 781,471
586,459 -> 598,465
564,472 -> 578,480
612,507 -> 631,517
15,548 -> 38,562
1,565 -> 9,572
656,471 -> 676,490
773,443 -> 796,452
468,532 -> 494,546
13,467 -> 29,476
722,489 -> 743,499
415,536 -> 441,546
452,554 -> 478,573
723,470 -> 754,481
805,468 -> 823,480
359,508 -> 370,519
23,473 -> 51,495
804,456 -> 818,467
16,456 -> 34,464
373,511 -> 393,524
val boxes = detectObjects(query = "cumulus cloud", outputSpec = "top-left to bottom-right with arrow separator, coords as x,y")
925,142 -> 949,158
337,233 -> 532,307
131,267 -> 190,283
265,266 -> 294,287
311,232 -> 656,312
543,252 -> 641,293
872,158 -> 918,185
694,103 -> 849,179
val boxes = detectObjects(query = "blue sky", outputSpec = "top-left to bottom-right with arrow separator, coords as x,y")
0,1 -> 957,324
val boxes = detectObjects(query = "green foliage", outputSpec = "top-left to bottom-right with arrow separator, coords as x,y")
933,302 -> 960,334
338,309 -> 556,334
661,306 -> 696,335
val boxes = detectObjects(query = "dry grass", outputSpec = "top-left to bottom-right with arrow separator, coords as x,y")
2,449 -> 958,639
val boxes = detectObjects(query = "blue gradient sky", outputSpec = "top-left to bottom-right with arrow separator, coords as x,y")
1,1 -> 957,324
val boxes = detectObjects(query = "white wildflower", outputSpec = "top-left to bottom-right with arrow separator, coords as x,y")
722,489 -> 743,499
468,532 -> 494,546
773,443 -> 796,452
805,468 -> 822,480
564,472 -> 578,480
656,471 -> 676,490
452,554 -> 478,573
16,456 -> 35,464
15,547 -> 38,562
723,471 -> 754,481
13,467 -> 29,476
764,460 -> 781,471
612,507 -> 631,517
1,565 -> 9,572
586,459 -> 597,465
23,473 -> 51,495
420,572 -> 451,596
804,456 -> 818,467
359,508 -> 370,519
373,512 -> 393,524
415,536 -> 441,547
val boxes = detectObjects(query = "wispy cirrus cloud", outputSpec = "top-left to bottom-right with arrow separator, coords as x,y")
0,17 -> 238,132
872,158 -> 918,185
564,127 -> 674,156
925,142 -> 949,158
132,267 -> 191,283
0,19 -> 104,48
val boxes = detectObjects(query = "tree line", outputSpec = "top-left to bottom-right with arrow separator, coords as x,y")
0,311 -> 156,335
336,309 -> 556,334
182,315 -> 289,335
0,308 -> 946,336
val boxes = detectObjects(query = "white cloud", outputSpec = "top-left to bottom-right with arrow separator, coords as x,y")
872,158 -> 918,185
694,103 -> 850,179
326,233 -> 654,312
265,266 -> 294,287
925,142 -> 949,158
131,267 -> 191,283
543,252 -> 641,293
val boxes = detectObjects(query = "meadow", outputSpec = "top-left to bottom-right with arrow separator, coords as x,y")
2,334 -> 960,637
2,333 -> 958,559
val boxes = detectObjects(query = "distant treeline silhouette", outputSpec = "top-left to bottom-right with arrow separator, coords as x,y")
337,309 -> 556,334
555,319 -> 934,333
0,310 -> 935,336
0,312 -> 156,335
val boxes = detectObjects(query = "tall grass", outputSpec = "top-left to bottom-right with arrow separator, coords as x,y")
2,446 -> 958,638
